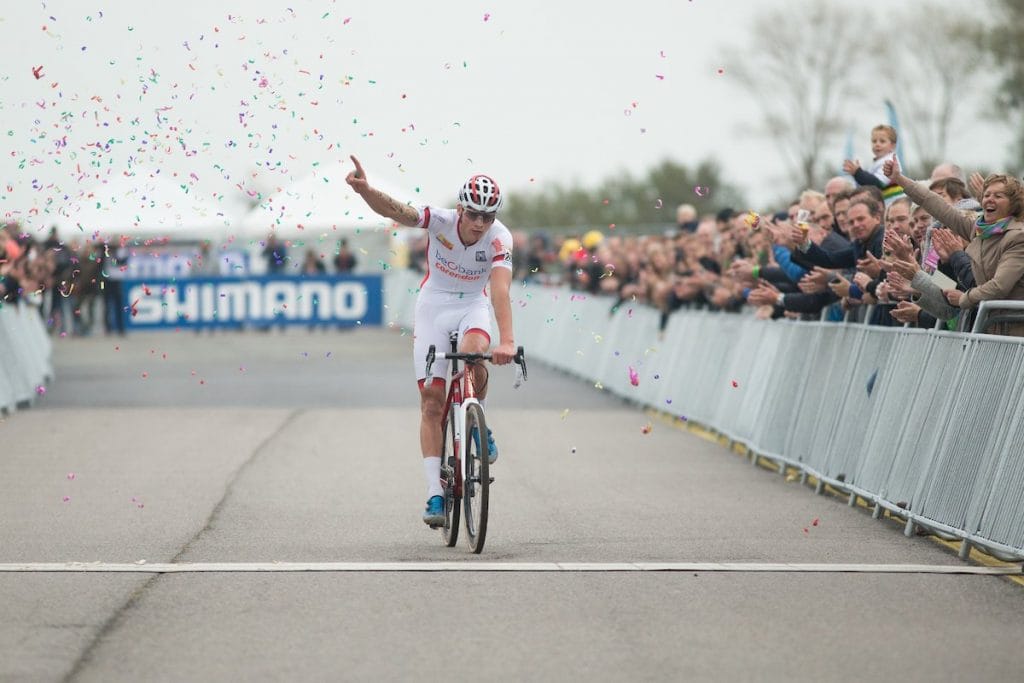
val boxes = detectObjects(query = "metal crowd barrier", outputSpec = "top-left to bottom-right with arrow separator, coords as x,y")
0,301 -> 53,415
385,271 -> 1024,560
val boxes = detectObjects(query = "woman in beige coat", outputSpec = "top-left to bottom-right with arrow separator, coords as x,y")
885,157 -> 1024,336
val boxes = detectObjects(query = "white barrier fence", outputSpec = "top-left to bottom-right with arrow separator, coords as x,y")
385,272 -> 1024,560
0,301 -> 53,415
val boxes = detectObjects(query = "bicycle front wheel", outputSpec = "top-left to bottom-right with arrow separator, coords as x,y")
441,410 -> 460,547
463,403 -> 489,553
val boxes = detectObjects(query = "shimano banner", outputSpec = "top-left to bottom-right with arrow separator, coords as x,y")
121,275 -> 383,329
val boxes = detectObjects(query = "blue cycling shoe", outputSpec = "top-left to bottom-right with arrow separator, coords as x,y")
471,427 -> 498,464
422,495 -> 444,528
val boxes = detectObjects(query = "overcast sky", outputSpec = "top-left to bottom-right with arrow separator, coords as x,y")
0,0 -> 1004,236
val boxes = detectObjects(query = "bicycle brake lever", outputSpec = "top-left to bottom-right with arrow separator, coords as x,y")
513,346 -> 527,388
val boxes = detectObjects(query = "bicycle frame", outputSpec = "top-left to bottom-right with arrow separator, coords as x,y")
440,344 -> 482,499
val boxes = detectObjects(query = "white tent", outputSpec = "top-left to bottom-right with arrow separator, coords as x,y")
51,171 -> 240,243
236,162 -> 425,239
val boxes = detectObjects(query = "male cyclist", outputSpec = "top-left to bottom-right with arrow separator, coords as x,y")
345,155 -> 516,528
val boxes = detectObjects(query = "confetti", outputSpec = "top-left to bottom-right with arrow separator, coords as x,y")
628,366 -> 640,386
560,409 -> 570,420
655,199 -> 663,209
812,517 -> 820,527
67,473 -> 76,480
483,12 -> 491,21
694,185 -> 709,197
641,423 -> 653,434
716,68 -> 725,75
32,65 -> 45,80
35,385 -> 46,396
731,380 -> 739,388
62,496 -> 71,503
570,446 -> 577,454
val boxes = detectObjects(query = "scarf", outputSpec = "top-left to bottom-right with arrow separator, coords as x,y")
975,216 -> 1012,240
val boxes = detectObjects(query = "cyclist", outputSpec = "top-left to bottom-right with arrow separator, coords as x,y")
345,155 -> 517,527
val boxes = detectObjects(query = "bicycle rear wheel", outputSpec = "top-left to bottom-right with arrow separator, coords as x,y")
441,410 -> 460,547
463,403 -> 489,553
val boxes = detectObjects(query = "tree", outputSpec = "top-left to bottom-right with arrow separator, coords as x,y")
724,0 -> 872,191
873,4 -> 987,174
979,0 -> 1024,172
503,159 -> 745,231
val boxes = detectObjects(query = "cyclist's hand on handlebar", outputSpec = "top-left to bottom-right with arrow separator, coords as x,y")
491,340 -> 516,365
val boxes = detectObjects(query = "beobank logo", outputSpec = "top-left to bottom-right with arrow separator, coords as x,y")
433,252 -> 487,278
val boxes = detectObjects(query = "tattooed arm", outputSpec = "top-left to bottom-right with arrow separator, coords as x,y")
345,155 -> 419,227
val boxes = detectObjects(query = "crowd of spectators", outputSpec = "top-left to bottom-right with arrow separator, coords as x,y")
6,122 -> 1024,340
503,125 -> 1024,338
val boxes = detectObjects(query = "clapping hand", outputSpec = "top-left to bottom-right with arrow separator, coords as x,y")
943,289 -> 964,306
843,159 -> 860,175
728,258 -> 756,283
857,252 -> 884,278
969,172 -> 985,201
746,281 -> 781,307
891,301 -> 922,325
798,267 -> 831,294
885,270 -> 914,299
886,257 -> 920,280
931,228 -> 967,262
828,273 -> 854,299
883,230 -> 914,261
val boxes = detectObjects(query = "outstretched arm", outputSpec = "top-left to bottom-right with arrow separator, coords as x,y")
884,156 -> 974,241
345,155 -> 419,227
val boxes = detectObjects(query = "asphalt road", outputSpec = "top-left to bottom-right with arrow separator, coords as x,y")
1,328 -> 1022,682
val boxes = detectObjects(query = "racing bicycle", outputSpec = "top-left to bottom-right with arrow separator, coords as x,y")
424,332 -> 526,553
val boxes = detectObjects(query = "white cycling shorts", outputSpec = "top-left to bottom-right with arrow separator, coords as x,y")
413,293 -> 492,383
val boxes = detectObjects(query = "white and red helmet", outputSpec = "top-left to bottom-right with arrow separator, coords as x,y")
458,174 -> 503,213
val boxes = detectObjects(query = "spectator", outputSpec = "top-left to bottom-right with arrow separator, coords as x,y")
824,176 -> 855,211
302,248 -> 327,275
102,242 -> 128,336
887,156 -> 1024,336
930,162 -> 965,183
842,124 -> 905,205
263,234 -> 288,274
334,238 -> 358,273
676,204 -> 698,233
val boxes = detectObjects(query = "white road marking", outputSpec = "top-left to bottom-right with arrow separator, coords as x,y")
0,562 -> 1019,574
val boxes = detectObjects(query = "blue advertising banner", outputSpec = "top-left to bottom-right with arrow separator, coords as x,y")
120,275 -> 383,329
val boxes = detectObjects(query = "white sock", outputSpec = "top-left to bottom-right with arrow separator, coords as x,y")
423,456 -> 443,499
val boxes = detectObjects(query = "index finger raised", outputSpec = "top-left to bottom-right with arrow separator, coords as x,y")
349,154 -> 365,179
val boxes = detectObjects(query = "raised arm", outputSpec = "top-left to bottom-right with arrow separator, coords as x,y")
345,155 -> 419,227
884,157 -> 974,242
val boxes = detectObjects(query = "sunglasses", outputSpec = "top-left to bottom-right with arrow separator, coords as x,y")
464,209 -> 497,224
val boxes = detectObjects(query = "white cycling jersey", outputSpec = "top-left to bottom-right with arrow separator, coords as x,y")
416,206 -> 513,298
